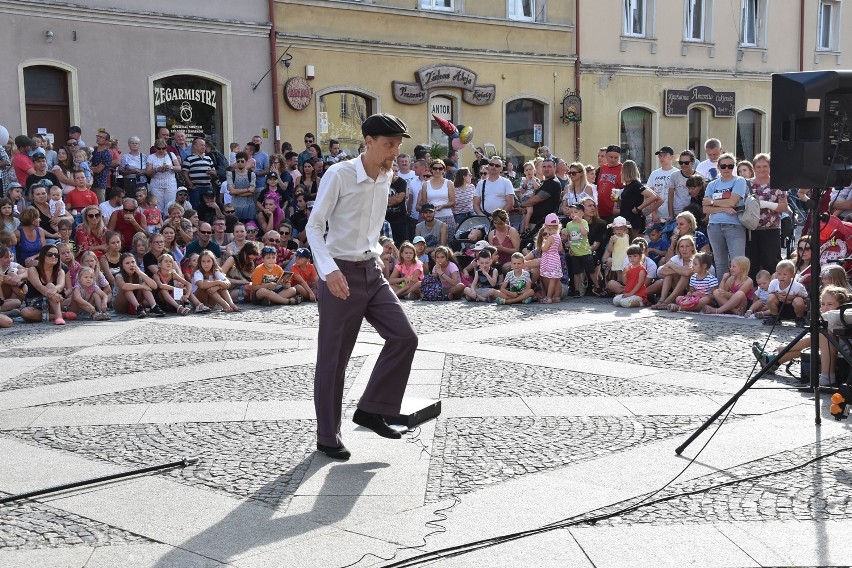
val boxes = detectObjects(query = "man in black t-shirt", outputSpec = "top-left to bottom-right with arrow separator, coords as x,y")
519,158 -> 561,234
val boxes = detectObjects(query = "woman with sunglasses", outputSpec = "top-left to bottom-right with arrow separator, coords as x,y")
75,205 -> 108,258
560,160 -> 597,212
145,139 -> 180,213
20,244 -> 67,324
793,235 -> 815,288
417,159 -> 456,231
702,152 -> 749,274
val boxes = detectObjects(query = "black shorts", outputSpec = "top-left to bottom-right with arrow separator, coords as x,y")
778,303 -> 798,320
570,254 -> 596,276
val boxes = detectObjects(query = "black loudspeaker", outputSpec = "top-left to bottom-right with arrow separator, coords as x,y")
770,71 -> 852,190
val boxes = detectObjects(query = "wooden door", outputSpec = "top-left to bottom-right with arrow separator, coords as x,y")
23,66 -> 70,145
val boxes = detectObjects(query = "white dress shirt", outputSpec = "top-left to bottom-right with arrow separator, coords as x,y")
306,155 -> 390,279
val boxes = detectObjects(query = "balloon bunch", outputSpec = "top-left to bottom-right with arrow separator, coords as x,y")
0,125 -> 9,147
432,114 -> 473,151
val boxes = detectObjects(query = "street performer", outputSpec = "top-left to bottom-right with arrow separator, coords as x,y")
306,113 -> 418,460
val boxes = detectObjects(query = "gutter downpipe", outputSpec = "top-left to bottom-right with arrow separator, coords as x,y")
574,0 -> 581,160
268,0 -> 281,153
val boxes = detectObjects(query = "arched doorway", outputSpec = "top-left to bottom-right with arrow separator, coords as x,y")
23,65 -> 70,142
317,90 -> 375,157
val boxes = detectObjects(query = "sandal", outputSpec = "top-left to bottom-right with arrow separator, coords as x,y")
289,296 -> 303,305
650,303 -> 668,310
668,304 -> 681,312
540,297 -> 552,304
701,306 -> 718,315
54,317 -> 66,326
178,306 -> 191,316
195,304 -> 211,314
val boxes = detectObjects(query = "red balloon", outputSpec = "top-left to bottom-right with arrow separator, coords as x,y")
432,114 -> 458,136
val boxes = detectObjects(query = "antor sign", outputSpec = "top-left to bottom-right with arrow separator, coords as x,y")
284,77 -> 313,110
393,64 -> 496,106
665,86 -> 736,117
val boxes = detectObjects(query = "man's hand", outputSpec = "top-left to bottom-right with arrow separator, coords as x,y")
326,270 -> 350,300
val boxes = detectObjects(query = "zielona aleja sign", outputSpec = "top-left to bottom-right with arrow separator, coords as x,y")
393,64 -> 496,106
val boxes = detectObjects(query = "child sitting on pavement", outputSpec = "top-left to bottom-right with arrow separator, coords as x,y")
670,251 -> 717,312
431,245 -> 464,300
463,249 -> 500,302
495,252 -> 535,305
644,223 -> 670,265
745,269 -> 772,318
764,259 -> 808,326
70,266 -> 111,320
291,247 -> 318,302
612,245 -> 648,308
251,246 -> 300,305
704,256 -> 754,316
389,241 -> 423,300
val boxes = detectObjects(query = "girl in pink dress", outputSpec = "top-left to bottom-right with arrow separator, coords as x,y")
388,241 -> 423,299
537,213 -> 563,303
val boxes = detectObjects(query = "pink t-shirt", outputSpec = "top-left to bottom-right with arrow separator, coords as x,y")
395,259 -> 423,281
432,262 -> 459,290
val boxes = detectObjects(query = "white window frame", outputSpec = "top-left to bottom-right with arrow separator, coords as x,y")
739,0 -> 767,47
420,0 -> 454,12
623,0 -> 647,37
817,0 -> 842,52
684,0 -> 707,42
508,0 -> 535,22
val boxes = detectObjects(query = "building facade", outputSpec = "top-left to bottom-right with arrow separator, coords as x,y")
0,0 -> 274,153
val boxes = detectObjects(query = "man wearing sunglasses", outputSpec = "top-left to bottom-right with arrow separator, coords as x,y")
667,150 -> 697,220
472,156 -> 514,218
185,222 -> 222,260
106,197 -> 145,250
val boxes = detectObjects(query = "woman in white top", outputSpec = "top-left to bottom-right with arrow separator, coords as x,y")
417,159 -> 456,230
560,160 -> 597,214
120,136 -> 149,192
145,139 -> 180,212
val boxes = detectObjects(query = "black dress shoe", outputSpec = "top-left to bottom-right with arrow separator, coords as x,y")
316,443 -> 351,460
352,409 -> 402,439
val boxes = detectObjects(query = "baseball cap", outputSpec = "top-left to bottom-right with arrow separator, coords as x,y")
644,222 -> 663,233
471,240 -> 489,251
267,171 -> 278,179
295,247 -> 312,259
32,153 -> 46,161
176,186 -> 189,194
361,113 -> 410,139
14,135 -> 36,148
202,189 -> 215,197
68,126 -> 82,134
421,202 -> 436,212
655,146 -> 675,155
30,179 -> 53,190
544,213 -> 560,226
5,182 -> 22,191
412,236 -> 426,244
570,202 -> 585,212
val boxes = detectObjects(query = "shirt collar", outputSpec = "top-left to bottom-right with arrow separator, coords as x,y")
354,154 -> 388,184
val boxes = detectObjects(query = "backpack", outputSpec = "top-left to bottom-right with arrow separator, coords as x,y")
737,180 -> 760,231
420,274 -> 444,301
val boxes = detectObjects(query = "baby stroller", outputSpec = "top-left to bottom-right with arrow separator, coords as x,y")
451,215 -> 491,270
816,214 -> 852,279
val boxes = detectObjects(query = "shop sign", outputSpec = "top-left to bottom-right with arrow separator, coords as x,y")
393,64 -> 496,106
665,86 -> 736,117
284,77 -> 313,110
153,75 -> 223,149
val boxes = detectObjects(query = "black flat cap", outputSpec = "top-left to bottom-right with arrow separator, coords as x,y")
361,113 -> 410,139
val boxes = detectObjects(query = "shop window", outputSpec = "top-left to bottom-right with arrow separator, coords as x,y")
23,65 -> 70,141
152,74 -> 223,151
736,109 -> 763,161
420,0 -> 454,11
504,98 -> 546,165
818,0 -> 841,51
688,107 -> 705,160
429,95 -> 456,146
624,0 -> 648,37
740,0 -> 767,47
685,0 -> 708,42
509,0 -> 535,21
318,91 -> 373,157
620,107 -> 652,177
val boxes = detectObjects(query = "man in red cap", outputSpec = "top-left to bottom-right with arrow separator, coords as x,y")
306,114 -> 418,460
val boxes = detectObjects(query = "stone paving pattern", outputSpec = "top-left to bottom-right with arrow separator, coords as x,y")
0,347 -> 293,392
1,420 -> 317,508
41,357 -> 366,406
485,316 -> 804,378
425,415 -> 730,502
0,493 -> 153,550
441,354 -> 729,398
103,322 -> 290,345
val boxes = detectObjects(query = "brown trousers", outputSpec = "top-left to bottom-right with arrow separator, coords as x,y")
314,258 -> 418,446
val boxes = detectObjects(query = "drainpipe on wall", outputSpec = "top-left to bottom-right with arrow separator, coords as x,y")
574,0 -> 581,160
799,0 -> 805,71
268,0 -> 281,153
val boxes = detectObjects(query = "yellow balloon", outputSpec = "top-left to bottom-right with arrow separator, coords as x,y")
459,125 -> 474,144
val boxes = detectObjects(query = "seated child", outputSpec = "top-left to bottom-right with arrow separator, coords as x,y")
601,216 -> 631,284
764,259 -> 808,326
251,246 -> 300,305
644,223 -> 670,265
70,266 -> 111,320
745,269 -> 772,318
463,249 -> 500,302
495,252 -> 535,305
431,245 -> 464,300
291,247 -> 318,302
613,244 -> 648,308
705,256 -> 754,316
670,251 -> 718,312
388,241 -> 423,300
412,236 -> 429,273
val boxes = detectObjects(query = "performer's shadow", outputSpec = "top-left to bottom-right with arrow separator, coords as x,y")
153,459 -> 390,567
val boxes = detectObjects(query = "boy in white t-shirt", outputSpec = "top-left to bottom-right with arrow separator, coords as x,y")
765,259 -> 808,326
495,252 -> 535,305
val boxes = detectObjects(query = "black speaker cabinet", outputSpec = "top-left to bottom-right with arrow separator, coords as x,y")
771,71 -> 852,190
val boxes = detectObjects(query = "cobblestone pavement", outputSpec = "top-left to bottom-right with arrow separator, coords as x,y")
425,415 -> 731,502
485,316 -> 804,379
440,354 -> 729,398
0,492 -> 153,550
585,433 -> 852,526
1,421 -> 317,508
0,347 -> 293,392
103,322 -> 292,345
41,357 -> 366,406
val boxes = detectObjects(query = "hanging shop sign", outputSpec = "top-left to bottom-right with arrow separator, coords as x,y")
153,75 -> 223,149
284,77 -> 313,110
561,90 -> 582,123
664,86 -> 736,117
393,64 -> 496,106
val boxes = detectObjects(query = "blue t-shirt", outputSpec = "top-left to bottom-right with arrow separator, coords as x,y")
254,151 -> 270,189
707,176 -> 747,225
646,236 -> 670,263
